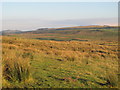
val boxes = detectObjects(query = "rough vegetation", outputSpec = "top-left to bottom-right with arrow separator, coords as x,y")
2,26 -> 119,88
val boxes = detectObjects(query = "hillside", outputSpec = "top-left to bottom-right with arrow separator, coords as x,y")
3,25 -> 118,42
1,30 -> 23,35
2,34 -> 118,88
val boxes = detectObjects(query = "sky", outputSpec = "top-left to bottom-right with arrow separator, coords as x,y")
2,2 -> 118,30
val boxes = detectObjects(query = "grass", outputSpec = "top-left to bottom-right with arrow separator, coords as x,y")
2,48 -> 34,88
2,34 -> 118,88
1,26 -> 119,88
8,27 -> 118,42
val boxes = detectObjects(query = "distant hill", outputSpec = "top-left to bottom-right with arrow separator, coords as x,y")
1,25 -> 117,35
56,25 -> 117,30
1,30 -> 23,35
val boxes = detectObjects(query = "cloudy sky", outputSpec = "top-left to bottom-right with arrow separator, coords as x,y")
2,2 -> 118,30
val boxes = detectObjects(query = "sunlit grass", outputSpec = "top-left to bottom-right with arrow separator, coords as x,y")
2,36 -> 118,88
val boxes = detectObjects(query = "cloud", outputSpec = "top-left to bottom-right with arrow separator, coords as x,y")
2,17 -> 117,30
52,18 -> 117,26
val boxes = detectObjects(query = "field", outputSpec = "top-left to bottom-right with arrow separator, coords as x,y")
2,26 -> 119,88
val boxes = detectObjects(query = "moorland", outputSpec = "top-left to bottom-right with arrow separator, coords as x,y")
2,25 -> 119,88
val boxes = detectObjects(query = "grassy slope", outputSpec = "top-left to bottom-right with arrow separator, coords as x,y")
2,34 -> 118,88
8,27 -> 118,42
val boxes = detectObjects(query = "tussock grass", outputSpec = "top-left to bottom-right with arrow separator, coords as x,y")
3,57 -> 30,82
2,46 -> 33,87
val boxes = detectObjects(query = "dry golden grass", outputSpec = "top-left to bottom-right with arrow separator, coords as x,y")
2,36 -> 118,88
